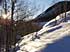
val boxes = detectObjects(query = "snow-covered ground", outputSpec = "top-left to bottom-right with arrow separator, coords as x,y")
15,11 -> 70,52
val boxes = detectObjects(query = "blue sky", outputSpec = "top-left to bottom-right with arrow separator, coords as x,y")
27,0 -> 63,18
0,0 -> 64,19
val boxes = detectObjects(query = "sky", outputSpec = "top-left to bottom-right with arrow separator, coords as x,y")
27,0 -> 64,18
0,0 -> 65,20
15,0 -> 64,20
17,0 -> 65,21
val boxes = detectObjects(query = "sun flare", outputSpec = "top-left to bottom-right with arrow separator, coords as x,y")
2,12 -> 11,19
2,14 -> 7,19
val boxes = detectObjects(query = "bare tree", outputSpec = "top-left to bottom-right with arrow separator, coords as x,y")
14,0 -> 39,21
64,0 -> 67,22
0,0 -> 40,52
52,0 -> 57,25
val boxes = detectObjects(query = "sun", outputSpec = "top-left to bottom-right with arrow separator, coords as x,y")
2,12 -> 11,19
2,14 -> 7,19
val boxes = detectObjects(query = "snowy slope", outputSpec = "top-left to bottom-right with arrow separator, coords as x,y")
15,11 -> 70,52
43,11 -> 70,28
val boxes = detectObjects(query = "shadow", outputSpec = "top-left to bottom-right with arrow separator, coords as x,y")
47,26 -> 62,33
15,45 -> 20,51
40,36 -> 70,52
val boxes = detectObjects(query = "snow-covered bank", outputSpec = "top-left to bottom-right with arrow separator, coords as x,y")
15,11 -> 70,52
16,22 -> 70,52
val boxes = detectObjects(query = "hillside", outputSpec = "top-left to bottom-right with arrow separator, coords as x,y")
15,12 -> 70,52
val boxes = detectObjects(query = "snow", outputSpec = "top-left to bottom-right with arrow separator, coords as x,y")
16,23 -> 70,52
15,11 -> 70,52
43,11 -> 70,28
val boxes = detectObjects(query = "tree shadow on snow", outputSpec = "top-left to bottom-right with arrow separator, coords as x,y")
47,26 -> 62,33
40,36 -> 70,52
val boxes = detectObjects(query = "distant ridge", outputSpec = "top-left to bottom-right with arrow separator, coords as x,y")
30,1 -> 70,22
